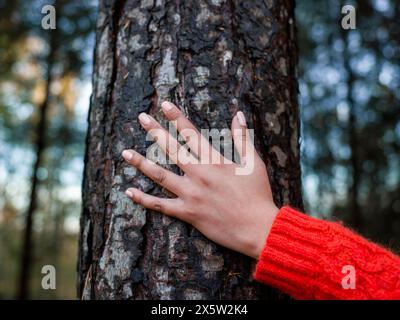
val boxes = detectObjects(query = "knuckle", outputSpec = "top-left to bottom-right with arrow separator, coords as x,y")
133,193 -> 143,204
234,130 -> 246,142
198,174 -> 211,187
181,190 -> 203,224
184,206 -> 197,224
134,154 -> 144,168
153,199 -> 164,212
182,129 -> 197,144
167,144 -> 180,157
177,148 -> 194,165
259,158 -> 267,170
147,127 -> 159,138
154,169 -> 167,185
186,186 -> 203,204
169,109 -> 181,120
258,159 -> 268,173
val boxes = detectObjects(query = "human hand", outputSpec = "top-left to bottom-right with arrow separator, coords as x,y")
122,101 -> 278,259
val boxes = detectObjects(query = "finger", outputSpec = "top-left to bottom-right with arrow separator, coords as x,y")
161,101 -> 223,165
125,187 -> 184,219
138,112 -> 198,172
122,149 -> 185,195
231,111 -> 257,165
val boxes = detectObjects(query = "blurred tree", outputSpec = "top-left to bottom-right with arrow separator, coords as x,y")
16,0 -> 96,299
0,0 -> 29,75
0,0 -> 96,298
340,1 -> 362,228
18,26 -> 56,300
297,0 -> 400,247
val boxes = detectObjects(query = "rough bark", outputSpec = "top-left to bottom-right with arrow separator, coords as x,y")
79,0 -> 302,299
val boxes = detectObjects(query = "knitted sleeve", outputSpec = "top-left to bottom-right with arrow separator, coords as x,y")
254,206 -> 400,299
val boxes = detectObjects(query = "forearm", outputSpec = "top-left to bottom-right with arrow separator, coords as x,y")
254,206 -> 400,300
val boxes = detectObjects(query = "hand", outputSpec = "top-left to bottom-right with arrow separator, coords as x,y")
122,101 -> 278,259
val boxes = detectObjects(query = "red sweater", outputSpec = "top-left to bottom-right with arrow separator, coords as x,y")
254,206 -> 400,299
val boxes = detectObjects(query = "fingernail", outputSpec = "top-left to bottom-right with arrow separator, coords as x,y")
125,189 -> 134,198
139,113 -> 151,125
161,101 -> 174,112
237,111 -> 247,127
122,149 -> 134,161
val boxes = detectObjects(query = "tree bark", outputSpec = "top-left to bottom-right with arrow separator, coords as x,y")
79,0 -> 302,299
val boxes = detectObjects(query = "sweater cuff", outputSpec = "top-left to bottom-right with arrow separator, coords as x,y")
253,206 -> 330,299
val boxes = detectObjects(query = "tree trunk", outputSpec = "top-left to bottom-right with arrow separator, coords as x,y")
17,33 -> 56,300
79,0 -> 302,299
340,4 -> 361,229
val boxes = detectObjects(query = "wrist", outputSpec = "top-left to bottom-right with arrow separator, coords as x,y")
248,202 -> 279,259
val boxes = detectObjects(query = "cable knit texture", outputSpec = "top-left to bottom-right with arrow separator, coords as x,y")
254,206 -> 400,299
